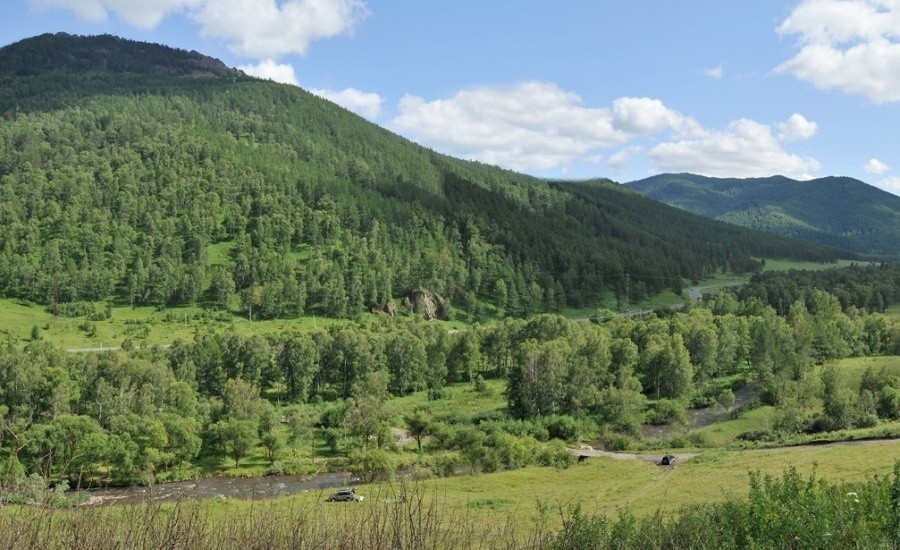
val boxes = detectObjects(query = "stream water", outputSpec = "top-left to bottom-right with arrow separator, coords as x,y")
83,472 -> 360,506
642,382 -> 760,440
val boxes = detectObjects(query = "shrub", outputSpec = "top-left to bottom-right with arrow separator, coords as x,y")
544,415 -> 579,442
599,432 -> 633,452
537,440 -> 576,469
648,399 -> 686,426
434,453 -> 460,477
735,430 -> 778,443
686,431 -> 712,448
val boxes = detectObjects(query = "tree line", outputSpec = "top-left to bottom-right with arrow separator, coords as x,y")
2,266 -> 899,487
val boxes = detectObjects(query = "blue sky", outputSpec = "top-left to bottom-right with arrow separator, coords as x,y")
2,1 -> 900,195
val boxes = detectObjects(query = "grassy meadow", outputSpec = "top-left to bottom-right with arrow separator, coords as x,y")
0,441 -> 900,550
0,298 -> 355,350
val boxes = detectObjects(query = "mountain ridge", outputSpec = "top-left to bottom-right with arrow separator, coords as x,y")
0,32 -> 238,78
625,173 -> 900,258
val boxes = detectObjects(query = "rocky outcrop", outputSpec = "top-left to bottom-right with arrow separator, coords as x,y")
405,288 -> 447,320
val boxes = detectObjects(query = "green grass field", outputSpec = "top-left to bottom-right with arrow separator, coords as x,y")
835,355 -> 900,390
428,439 -> 900,518
392,379 -> 507,422
761,258 -> 857,272
693,405 -> 776,447
0,298 -> 352,350
186,437 -> 900,526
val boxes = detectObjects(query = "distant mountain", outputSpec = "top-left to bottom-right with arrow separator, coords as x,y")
0,34 -> 844,317
625,173 -> 900,258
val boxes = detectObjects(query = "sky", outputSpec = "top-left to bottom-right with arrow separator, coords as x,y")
2,1 -> 900,196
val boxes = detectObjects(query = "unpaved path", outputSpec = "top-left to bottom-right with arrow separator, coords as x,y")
572,436 -> 900,465
572,446 -> 698,465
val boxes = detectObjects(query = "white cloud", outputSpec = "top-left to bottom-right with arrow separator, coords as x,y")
703,64 -> 724,80
390,81 -> 818,178
876,176 -> 900,194
31,0 -> 108,22
648,116 -> 821,179
611,97 -> 701,136
236,60 -> 382,119
238,59 -> 298,85
777,113 -> 818,141
777,0 -> 900,102
192,0 -> 369,58
390,82 -> 694,171
864,157 -> 890,173
30,0 -> 369,58
31,0 -> 201,29
606,146 -> 643,173
310,87 -> 382,119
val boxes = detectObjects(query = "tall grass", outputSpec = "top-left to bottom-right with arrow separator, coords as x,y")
549,461 -> 900,549
0,482 -> 550,549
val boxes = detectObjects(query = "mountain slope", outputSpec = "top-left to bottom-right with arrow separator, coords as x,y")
0,34 -> 844,317
626,173 -> 900,258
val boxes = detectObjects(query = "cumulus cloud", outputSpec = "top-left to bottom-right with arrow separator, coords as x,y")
390,81 -> 817,178
390,82 -> 695,171
777,0 -> 900,102
611,97 -> 701,136
30,0 -> 369,58
236,60 -> 382,119
648,116 -> 821,179
876,176 -> 900,194
778,113 -> 818,141
31,0 -> 201,29
864,157 -> 890,173
192,0 -> 369,58
310,87 -> 383,119
606,147 -> 643,173
238,59 -> 298,85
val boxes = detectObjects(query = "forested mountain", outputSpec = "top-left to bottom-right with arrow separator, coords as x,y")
0,34 -> 842,318
626,173 -> 900,259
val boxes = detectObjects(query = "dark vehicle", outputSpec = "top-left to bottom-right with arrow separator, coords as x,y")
660,454 -> 675,466
327,488 -> 363,502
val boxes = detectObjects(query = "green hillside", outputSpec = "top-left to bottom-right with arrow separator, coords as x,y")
0,34 -> 842,319
626,173 -> 900,258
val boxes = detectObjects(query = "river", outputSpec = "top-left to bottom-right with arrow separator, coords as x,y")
82,472 -> 360,506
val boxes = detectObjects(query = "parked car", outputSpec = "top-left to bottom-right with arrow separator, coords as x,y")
660,454 -> 676,466
327,488 -> 363,502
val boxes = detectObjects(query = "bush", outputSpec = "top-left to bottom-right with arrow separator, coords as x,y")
349,449 -> 394,483
686,431 -> 712,448
648,399 -> 686,426
479,419 -> 549,442
537,440 -> 576,469
434,453 -> 460,477
544,415 -> 580,442
599,432 -> 633,452
735,430 -> 778,443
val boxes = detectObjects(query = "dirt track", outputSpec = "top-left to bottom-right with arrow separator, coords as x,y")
571,437 -> 900,466
572,446 -> 697,465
